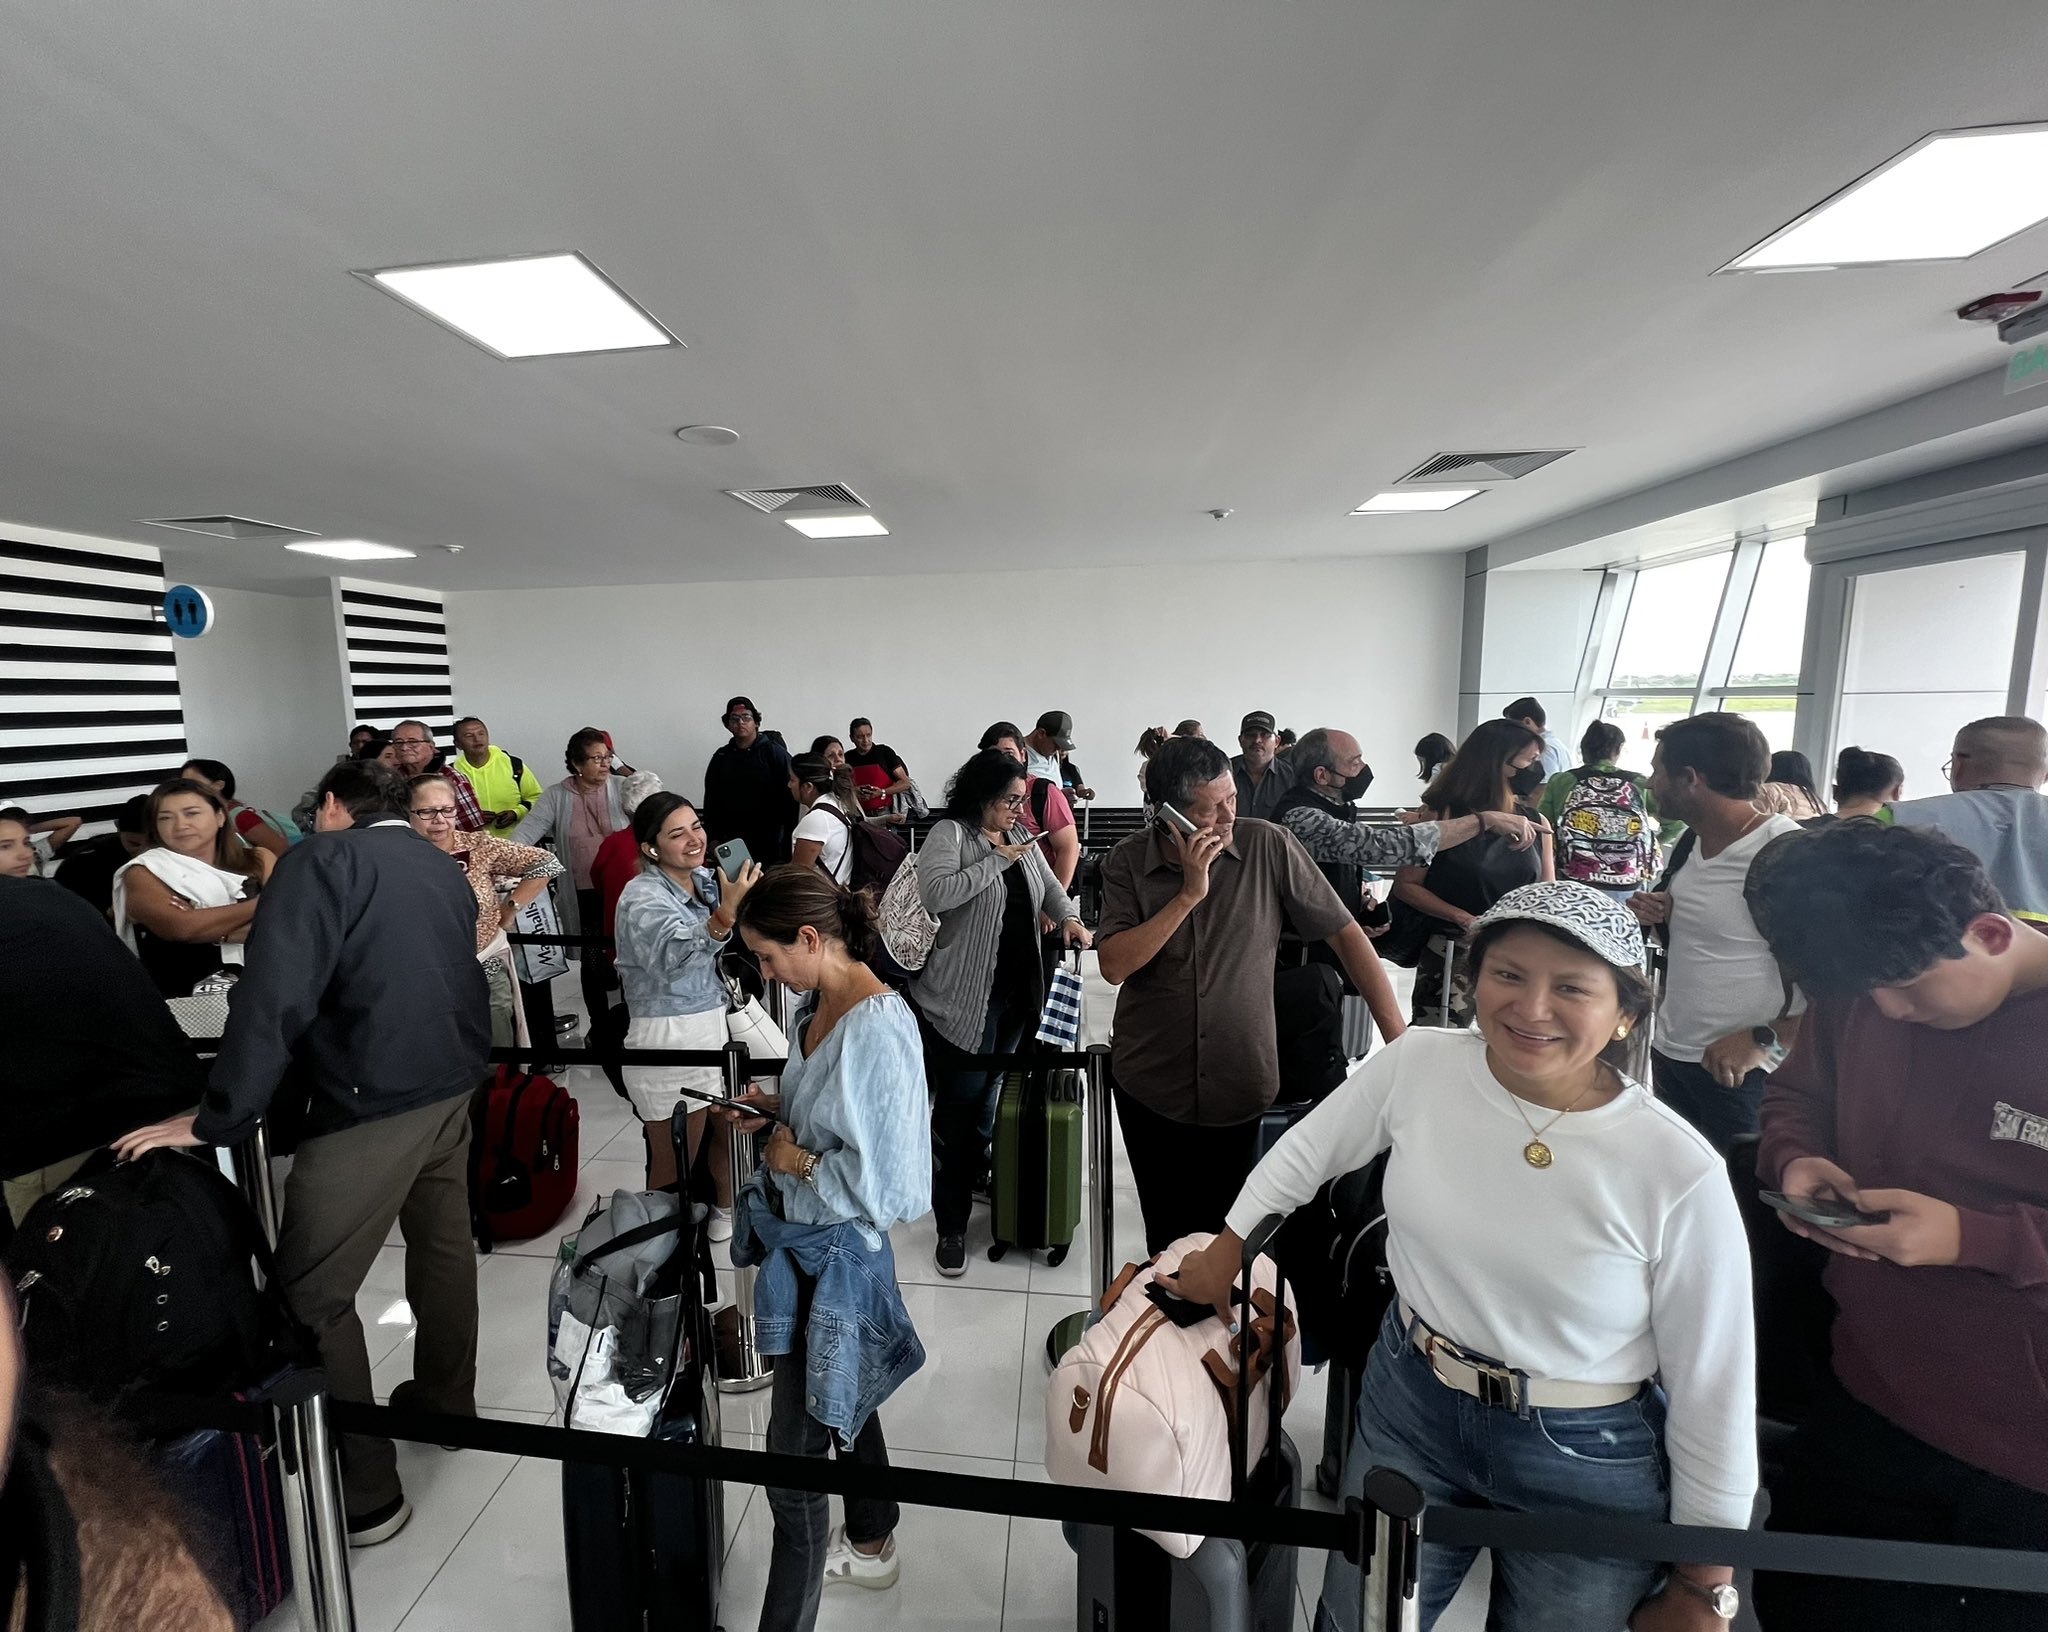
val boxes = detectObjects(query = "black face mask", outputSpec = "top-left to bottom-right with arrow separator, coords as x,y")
1509,763 -> 1545,797
1321,768 -> 1374,802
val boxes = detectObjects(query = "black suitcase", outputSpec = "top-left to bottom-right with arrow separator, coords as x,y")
561,1115 -> 724,1631
155,1422 -> 293,1628
1070,1217 -> 1301,1632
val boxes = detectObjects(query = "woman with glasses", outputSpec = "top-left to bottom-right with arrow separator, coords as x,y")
512,728 -> 632,1031
409,773 -> 563,1045
908,749 -> 1089,1277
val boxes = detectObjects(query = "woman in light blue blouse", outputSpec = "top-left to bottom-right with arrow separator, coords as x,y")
612,792 -> 759,1222
723,865 -> 931,1627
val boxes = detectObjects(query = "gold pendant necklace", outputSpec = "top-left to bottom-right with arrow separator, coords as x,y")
1503,1072 -> 1602,1169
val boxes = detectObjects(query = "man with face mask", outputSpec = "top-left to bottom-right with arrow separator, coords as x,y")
1229,711 -> 1297,821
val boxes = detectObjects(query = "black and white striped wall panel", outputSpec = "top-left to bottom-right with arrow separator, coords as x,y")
336,578 -> 455,746
0,533 -> 188,827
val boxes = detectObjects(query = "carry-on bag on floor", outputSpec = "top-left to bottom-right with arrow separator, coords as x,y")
1058,1221 -> 1302,1632
154,1417 -> 293,1628
470,1065 -> 581,1252
560,1117 -> 723,1631
988,1063 -> 1084,1266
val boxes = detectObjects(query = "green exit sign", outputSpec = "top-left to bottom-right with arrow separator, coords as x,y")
2007,342 -> 2048,395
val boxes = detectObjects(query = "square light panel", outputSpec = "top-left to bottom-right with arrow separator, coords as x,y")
1724,125 -> 2048,272
1350,489 -> 1480,514
783,515 -> 890,539
356,252 -> 681,358
285,539 -> 417,561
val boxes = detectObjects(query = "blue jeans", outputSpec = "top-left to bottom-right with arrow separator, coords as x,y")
1315,1306 -> 1668,1632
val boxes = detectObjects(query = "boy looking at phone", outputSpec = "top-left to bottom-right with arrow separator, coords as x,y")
1746,820 -> 2048,1629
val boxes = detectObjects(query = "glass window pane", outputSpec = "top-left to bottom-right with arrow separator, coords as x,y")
1608,554 -> 1732,689
1728,539 -> 1811,687
1841,552 -> 2024,693
1595,695 -> 1689,776
1720,696 -> 1800,763
1836,691 -> 2004,803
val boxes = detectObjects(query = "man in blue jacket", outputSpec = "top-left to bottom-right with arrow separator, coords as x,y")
117,759 -> 489,1547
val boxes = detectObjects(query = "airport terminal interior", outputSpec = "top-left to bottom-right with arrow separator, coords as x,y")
8,4 -> 2048,1631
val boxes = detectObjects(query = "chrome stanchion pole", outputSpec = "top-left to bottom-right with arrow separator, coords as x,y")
231,1125 -> 358,1632
1358,1468 -> 1426,1632
1045,1043 -> 1115,1368
712,1040 -> 775,1394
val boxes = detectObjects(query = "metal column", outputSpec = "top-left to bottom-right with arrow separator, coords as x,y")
1045,1043 -> 1114,1368
1357,1468 -> 1426,1632
712,1039 -> 775,1394
231,1125 -> 358,1632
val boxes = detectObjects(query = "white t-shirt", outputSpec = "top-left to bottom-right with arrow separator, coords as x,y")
1228,1028 -> 1757,1530
1655,813 -> 1801,1061
793,793 -> 853,884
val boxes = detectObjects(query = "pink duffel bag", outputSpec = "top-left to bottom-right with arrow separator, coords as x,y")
1043,1231 -> 1300,1558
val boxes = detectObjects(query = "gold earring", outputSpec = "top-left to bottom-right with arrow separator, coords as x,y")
1614,1025 -> 1631,1040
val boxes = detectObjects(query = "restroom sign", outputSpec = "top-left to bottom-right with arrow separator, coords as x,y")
161,584 -> 215,639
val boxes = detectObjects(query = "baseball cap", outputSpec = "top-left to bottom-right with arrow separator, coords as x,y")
1240,711 -> 1277,736
1036,710 -> 1075,751
1467,882 -> 1644,969
723,696 -> 759,722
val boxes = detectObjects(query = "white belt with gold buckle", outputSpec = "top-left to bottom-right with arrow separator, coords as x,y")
1398,1300 -> 1643,1412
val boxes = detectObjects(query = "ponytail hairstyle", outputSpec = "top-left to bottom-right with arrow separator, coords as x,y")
1134,725 -> 1171,759
1832,745 -> 1905,805
733,862 -> 878,965
790,752 -> 859,817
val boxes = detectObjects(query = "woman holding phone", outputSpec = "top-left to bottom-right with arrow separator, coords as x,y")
909,748 -> 1090,1277
613,791 -> 760,1232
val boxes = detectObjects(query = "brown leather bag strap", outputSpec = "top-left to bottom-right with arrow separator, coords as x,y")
1099,1256 -> 1151,1315
1088,1307 -> 1168,1475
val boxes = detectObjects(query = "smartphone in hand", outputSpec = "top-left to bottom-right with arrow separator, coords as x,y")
714,838 -> 753,881
1759,1188 -> 1891,1229
1155,802 -> 1199,838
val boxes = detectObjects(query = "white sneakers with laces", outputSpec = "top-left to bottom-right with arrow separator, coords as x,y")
822,1524 -> 899,1590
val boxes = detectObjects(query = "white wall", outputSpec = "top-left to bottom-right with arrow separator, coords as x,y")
173,584 -> 344,815
445,555 -> 1464,806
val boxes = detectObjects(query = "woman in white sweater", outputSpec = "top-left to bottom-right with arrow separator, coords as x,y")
1173,882 -> 1756,1632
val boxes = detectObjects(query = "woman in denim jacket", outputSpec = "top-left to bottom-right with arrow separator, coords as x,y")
613,792 -> 760,1225
723,866 -> 931,1627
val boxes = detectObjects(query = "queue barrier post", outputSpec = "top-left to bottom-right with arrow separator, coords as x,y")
1356,1469 -> 1425,1632
712,1039 -> 775,1395
1044,1042 -> 1116,1369
231,1123 -> 359,1632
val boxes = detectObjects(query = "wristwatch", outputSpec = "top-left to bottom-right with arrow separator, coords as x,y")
798,1149 -> 822,1188
1664,1573 -> 1739,1620
1749,1023 -> 1778,1050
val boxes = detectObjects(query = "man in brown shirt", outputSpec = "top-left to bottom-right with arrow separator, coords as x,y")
1098,736 -> 1407,1251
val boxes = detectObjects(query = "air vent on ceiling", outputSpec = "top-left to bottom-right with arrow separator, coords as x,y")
724,483 -> 867,515
139,515 -> 319,541
1398,450 -> 1575,485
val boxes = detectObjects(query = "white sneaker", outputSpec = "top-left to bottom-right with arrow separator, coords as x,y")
823,1525 -> 899,1590
707,1206 -> 734,1244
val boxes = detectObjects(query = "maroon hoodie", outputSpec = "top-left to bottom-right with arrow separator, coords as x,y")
1759,986 -> 2048,1494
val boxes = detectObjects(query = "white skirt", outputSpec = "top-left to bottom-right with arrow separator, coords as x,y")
622,1007 -> 728,1123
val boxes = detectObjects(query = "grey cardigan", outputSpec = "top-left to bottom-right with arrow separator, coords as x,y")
911,817 -> 1080,1051
510,776 -> 628,939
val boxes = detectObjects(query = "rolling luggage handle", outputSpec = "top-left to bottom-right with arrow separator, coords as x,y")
1044,1043 -> 1115,1369
1228,1215 -> 1293,1505
712,1040 -> 775,1395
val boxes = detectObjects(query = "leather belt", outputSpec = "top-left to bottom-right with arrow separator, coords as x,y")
1398,1300 -> 1644,1414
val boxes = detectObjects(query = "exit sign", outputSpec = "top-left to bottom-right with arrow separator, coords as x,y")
2007,342 -> 2048,395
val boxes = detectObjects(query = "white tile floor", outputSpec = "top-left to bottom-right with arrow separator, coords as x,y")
256,959 -> 1492,1632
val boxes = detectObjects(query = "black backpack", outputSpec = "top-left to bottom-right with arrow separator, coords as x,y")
815,802 -> 910,895
6,1149 -> 312,1407
1270,1155 -> 1391,1371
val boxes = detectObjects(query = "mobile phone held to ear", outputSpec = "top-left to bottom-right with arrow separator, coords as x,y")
1156,802 -> 1198,838
1758,1189 -> 1892,1230
714,839 -> 753,881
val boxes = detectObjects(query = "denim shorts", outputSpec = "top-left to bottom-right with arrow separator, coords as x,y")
1316,1304 -> 1668,1632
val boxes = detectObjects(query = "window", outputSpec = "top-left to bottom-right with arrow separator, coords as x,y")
1727,538 -> 1811,688
1608,555 -> 1733,689
1594,695 -> 1681,775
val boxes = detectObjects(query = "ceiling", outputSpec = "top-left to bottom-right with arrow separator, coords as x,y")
4,1 -> 2048,593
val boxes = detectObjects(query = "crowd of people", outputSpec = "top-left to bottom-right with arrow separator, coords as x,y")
4,693 -> 2047,1632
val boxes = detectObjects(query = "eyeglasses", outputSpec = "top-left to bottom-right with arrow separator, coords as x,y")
393,738 -> 433,749
994,793 -> 1028,810
411,807 -> 457,821
1943,752 -> 1969,783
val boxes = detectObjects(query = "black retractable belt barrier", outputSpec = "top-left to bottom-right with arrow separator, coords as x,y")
115,1390 -> 2048,1595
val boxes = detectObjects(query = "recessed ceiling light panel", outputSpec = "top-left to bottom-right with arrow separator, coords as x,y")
1723,125 -> 2048,272
783,515 -> 890,539
285,539 -> 417,561
355,251 -> 682,358
1350,490 -> 1481,514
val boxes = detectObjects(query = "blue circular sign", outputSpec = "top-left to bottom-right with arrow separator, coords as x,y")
162,584 -> 214,640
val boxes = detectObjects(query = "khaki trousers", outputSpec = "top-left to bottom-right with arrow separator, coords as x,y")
274,1093 -> 478,1519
